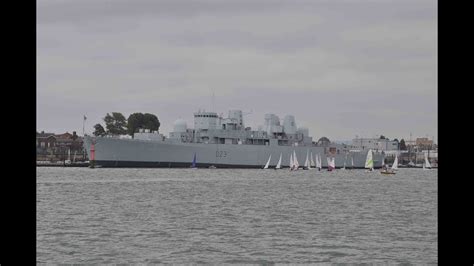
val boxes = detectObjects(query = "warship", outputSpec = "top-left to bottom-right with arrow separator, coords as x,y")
82,109 -> 383,168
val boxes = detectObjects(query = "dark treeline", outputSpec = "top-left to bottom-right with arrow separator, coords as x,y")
93,112 -> 160,137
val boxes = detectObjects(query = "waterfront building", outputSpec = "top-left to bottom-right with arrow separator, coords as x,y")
36,131 -> 87,162
350,137 -> 398,151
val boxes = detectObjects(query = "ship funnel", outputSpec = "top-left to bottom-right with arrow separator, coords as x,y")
228,110 -> 244,129
283,115 -> 297,134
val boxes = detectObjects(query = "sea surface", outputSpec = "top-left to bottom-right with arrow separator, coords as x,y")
37,167 -> 437,264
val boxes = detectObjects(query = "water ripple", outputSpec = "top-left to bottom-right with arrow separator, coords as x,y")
37,167 -> 437,264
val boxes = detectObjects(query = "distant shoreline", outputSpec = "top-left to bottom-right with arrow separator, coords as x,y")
36,162 -> 89,167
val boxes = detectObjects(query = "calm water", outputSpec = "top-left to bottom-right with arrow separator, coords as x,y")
37,167 -> 437,264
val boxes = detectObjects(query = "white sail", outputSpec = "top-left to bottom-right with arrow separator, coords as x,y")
310,152 -> 315,167
304,150 -> 310,168
351,156 -> 354,168
276,153 -> 282,169
365,149 -> 374,170
342,155 -> 347,169
263,154 -> 272,169
424,153 -> 431,169
73,150 -> 77,163
391,155 -> 398,170
293,150 -> 299,169
316,154 -> 322,169
327,157 -> 335,169
290,153 -> 294,169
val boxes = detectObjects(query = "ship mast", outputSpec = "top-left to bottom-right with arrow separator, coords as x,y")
211,90 -> 215,112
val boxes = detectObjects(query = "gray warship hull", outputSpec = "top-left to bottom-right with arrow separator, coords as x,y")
83,136 -> 383,169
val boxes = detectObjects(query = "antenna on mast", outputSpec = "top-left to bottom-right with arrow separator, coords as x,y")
211,90 -> 215,112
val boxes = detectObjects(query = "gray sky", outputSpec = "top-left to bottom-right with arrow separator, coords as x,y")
37,0 -> 437,142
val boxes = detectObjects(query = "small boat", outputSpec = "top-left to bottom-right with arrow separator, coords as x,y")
293,150 -> 300,171
380,156 -> 396,174
263,154 -> 272,169
275,153 -> 282,170
381,169 -> 396,175
341,154 -> 347,170
66,148 -> 72,165
191,153 -> 197,169
327,157 -> 335,171
303,150 -> 310,170
315,153 -> 322,171
365,149 -> 374,172
392,154 -> 399,170
423,152 -> 432,170
209,165 -> 217,169
289,153 -> 294,171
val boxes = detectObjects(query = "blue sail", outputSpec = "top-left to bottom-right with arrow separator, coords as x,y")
191,153 -> 196,168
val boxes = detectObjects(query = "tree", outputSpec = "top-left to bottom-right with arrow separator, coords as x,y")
127,113 -> 145,136
379,135 -> 386,139
399,139 -> 407,150
143,113 -> 160,131
127,112 -> 160,136
93,124 -> 106,136
104,112 -> 127,135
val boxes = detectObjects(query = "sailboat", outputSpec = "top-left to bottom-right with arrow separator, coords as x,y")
293,150 -> 300,170
365,149 -> 374,172
392,154 -> 399,170
380,155 -> 395,175
341,154 -> 347,170
310,152 -> 315,169
275,153 -> 282,169
423,152 -> 432,170
263,154 -> 272,169
191,153 -> 197,169
327,157 -> 335,171
351,156 -> 354,170
289,153 -> 294,171
316,154 -> 322,171
303,150 -> 310,170
65,148 -> 72,165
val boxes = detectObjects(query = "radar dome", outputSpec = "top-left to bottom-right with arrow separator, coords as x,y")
173,119 -> 187,132
317,137 -> 330,145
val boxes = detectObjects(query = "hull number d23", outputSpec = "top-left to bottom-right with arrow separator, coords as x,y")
216,151 -> 227,157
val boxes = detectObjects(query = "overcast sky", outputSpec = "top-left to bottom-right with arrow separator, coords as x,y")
37,0 -> 437,142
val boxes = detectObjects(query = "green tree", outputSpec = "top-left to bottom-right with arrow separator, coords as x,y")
399,139 -> 407,150
143,113 -> 160,131
127,112 -> 160,136
93,124 -> 106,136
127,113 -> 145,136
104,112 -> 127,135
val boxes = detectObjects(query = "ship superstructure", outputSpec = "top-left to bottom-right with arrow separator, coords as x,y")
167,110 -> 311,146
